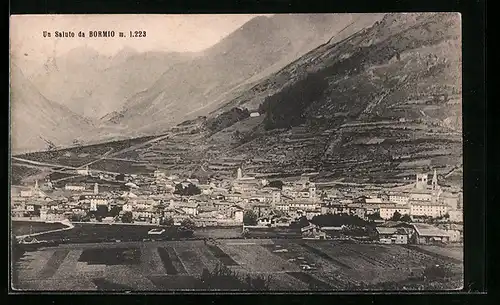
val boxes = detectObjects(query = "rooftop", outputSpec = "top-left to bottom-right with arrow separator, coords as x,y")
412,223 -> 451,237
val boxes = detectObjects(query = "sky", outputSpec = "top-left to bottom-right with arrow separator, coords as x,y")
10,14 -> 271,71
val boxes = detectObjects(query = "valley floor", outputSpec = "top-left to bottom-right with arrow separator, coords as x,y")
12,238 -> 463,291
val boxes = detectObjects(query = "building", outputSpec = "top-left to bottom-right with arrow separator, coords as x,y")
250,112 -> 260,117
289,201 -> 320,211
275,202 -> 290,212
77,166 -> 90,176
379,205 -> 411,220
65,184 -> 86,191
375,227 -> 410,244
154,170 -> 166,179
415,173 -> 428,190
178,202 -> 200,216
252,203 -> 272,217
410,202 -> 448,218
389,194 -> 409,205
271,191 -> 281,204
412,223 -> 451,244
233,210 -> 244,223
79,195 -> 108,211
448,209 -> 463,223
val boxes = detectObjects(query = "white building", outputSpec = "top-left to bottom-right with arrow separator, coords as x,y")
65,184 -> 86,191
389,194 -> 409,205
154,170 -> 166,178
448,209 -> 463,223
410,202 -> 448,218
250,112 -> 260,117
379,205 -> 411,220
289,201 -> 319,211
76,166 -> 90,176
275,202 -> 290,212
178,203 -> 200,216
233,210 -> 244,223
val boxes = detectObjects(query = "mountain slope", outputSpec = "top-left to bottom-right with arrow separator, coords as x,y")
102,13 -> 462,188
108,14 -> 383,135
212,12 -> 462,184
10,64 -> 96,153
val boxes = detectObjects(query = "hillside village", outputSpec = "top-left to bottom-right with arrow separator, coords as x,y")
11,164 -> 463,245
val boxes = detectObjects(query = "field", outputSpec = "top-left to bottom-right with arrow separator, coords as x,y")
12,239 -> 463,291
12,221 -> 70,236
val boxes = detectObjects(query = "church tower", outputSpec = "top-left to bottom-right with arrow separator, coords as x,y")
94,183 -> 99,195
34,180 -> 39,189
237,167 -> 243,180
432,169 -> 438,190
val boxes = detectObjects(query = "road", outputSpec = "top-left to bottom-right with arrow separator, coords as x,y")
76,148 -> 114,169
12,133 -> 171,182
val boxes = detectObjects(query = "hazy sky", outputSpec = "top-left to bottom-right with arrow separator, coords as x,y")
10,14 -> 270,66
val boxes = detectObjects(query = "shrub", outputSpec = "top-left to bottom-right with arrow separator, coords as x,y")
243,210 -> 258,225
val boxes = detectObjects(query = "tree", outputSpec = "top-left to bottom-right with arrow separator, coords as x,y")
174,183 -> 201,196
290,216 -> 310,229
423,264 -> 452,281
267,180 -> 284,189
310,214 -> 367,227
243,210 -> 258,225
121,211 -> 133,223
400,214 -> 412,222
367,212 -> 383,221
161,216 -> 174,226
95,205 -> 108,219
109,206 -> 122,218
181,218 -> 196,231
390,211 -> 402,221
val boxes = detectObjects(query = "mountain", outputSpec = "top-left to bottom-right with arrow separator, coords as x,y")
205,12 -> 462,184
13,13 -> 463,190
10,64 -> 96,153
94,13 -> 462,187
27,47 -> 192,118
107,14 -> 383,135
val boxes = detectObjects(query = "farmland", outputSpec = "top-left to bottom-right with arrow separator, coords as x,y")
12,239 -> 463,291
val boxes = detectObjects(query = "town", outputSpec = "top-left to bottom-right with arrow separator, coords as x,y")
11,164 -> 463,245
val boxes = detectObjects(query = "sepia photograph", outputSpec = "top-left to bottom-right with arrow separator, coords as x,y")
9,13 -> 463,292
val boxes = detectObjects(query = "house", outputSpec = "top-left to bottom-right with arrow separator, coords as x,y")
412,223 -> 451,244
79,195 -> 108,211
289,201 -> 320,211
389,193 -> 410,205
233,210 -> 244,223
305,209 -> 322,220
301,224 -> 327,239
154,170 -> 166,178
65,184 -> 86,191
252,203 -> 272,217
250,112 -> 260,117
448,209 -> 463,223
178,202 -> 200,216
379,204 -> 411,220
410,202 -> 448,218
375,227 -> 410,244
257,217 -> 272,226
275,202 -> 290,212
